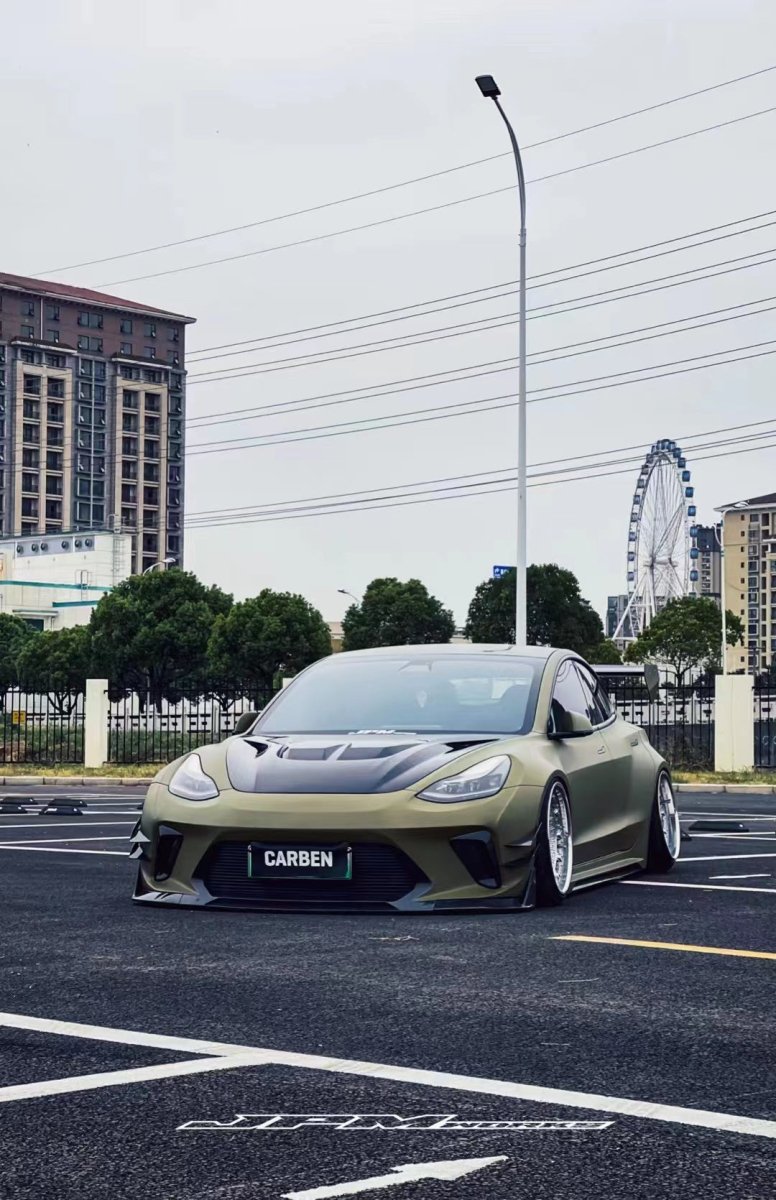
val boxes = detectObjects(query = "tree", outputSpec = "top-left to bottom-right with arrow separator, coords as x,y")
341,578 -> 455,650
207,590 -> 331,696
90,569 -> 232,708
624,596 -> 744,683
585,639 -> 622,665
464,564 -> 605,654
0,614 -> 37,706
17,626 -> 93,715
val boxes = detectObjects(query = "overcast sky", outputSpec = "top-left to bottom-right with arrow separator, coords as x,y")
2,0 -> 775,625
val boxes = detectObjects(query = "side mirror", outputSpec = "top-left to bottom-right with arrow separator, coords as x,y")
234,711 -> 260,736
548,710 -> 594,739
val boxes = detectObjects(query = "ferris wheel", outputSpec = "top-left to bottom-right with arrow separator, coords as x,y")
613,440 -> 699,642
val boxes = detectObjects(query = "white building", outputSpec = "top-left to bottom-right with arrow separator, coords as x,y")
0,528 -> 132,629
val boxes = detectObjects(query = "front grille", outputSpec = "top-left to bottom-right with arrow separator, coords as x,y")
195,840 -> 428,907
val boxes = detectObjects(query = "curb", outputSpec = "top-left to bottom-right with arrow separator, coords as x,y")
0,775 -> 152,786
676,783 -> 776,794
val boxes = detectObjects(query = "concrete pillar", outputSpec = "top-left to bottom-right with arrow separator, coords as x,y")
714,674 -> 754,773
84,678 -> 109,768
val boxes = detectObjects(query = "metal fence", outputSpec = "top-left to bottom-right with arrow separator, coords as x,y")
107,680 -> 276,764
605,676 -> 715,769
754,682 -> 776,768
0,687 -> 85,765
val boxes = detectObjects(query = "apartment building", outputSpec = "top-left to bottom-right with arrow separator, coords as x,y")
718,493 -> 776,674
0,272 -> 194,573
692,523 -> 722,601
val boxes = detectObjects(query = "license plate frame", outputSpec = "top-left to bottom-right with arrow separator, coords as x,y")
247,842 -> 352,881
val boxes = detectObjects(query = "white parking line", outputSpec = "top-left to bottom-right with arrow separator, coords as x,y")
0,845 -> 124,856
678,853 -> 776,863
0,1010 -> 775,1139
679,813 -> 776,821
710,875 -> 771,880
0,821 -> 134,831
622,880 -> 776,895
0,1052 -> 274,1104
0,836 -> 128,845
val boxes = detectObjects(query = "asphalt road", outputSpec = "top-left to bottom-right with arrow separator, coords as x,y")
0,788 -> 775,1199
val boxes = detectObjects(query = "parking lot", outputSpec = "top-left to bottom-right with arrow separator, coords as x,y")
1,786 -> 775,1199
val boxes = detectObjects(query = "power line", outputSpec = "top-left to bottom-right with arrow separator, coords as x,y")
188,246 -> 776,383
97,105 -> 776,290
186,295 -> 776,432
186,213 -> 776,365
39,64 -> 776,278
184,437 -> 776,530
184,418 -> 776,520
185,339 -> 776,458
186,206 -> 776,359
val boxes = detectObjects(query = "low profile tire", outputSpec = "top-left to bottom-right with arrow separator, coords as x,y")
645,769 -> 681,873
535,779 -> 574,907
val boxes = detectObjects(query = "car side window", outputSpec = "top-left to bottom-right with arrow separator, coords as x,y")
550,659 -> 590,733
574,663 -> 612,726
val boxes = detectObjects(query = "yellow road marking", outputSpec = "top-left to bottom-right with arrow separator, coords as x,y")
552,935 -> 776,961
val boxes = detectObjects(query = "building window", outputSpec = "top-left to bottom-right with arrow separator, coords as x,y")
143,462 -> 160,483
144,440 -> 160,459
94,384 -> 105,403
23,375 -> 41,395
46,450 -> 63,471
75,501 -> 92,524
120,318 -> 133,334
167,351 -> 180,366
121,365 -> 140,380
143,346 -> 156,360
47,403 -> 64,424
21,324 -> 35,338
21,472 -> 38,494
77,404 -> 93,425
145,415 -> 160,436
120,507 -> 136,528
23,399 -> 40,419
122,412 -> 139,433
79,381 -> 92,401
143,486 -> 159,506
21,497 -> 38,518
122,459 -> 138,481
143,321 -> 156,338
48,427 -> 64,447
46,353 -> 66,369
143,509 -> 158,528
47,329 -> 60,344
77,312 -> 103,329
144,392 -> 161,412
21,349 -> 40,364
167,328 -> 180,343
47,378 -> 64,398
123,389 -> 139,409
167,487 -> 180,508
22,301 -> 35,317
143,369 -> 162,384
120,342 -> 133,356
45,303 -> 59,321
77,336 -> 103,353
76,477 -> 91,498
121,436 -> 138,457
22,448 -> 39,468
168,418 -> 182,439
22,423 -> 40,444
142,532 -> 158,554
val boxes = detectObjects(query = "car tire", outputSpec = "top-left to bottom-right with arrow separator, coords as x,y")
645,768 -> 681,873
535,778 -> 574,907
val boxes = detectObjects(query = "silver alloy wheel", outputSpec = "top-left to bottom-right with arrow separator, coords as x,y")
547,781 -> 573,894
657,771 -> 681,860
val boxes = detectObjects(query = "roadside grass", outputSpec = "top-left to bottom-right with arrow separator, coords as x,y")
0,764 -> 158,779
673,769 -> 776,785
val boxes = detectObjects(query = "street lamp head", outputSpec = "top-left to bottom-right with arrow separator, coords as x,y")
475,75 -> 501,99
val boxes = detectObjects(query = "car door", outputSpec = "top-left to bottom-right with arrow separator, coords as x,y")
574,662 -> 637,854
548,658 -> 612,866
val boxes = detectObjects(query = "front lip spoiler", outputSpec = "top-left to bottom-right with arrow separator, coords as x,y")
131,860 -> 537,914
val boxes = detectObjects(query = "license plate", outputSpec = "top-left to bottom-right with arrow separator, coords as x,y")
248,842 -> 352,880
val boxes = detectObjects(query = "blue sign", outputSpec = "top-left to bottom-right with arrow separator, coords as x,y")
492,565 -> 515,579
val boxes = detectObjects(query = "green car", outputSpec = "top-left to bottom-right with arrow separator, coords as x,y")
131,644 -> 680,912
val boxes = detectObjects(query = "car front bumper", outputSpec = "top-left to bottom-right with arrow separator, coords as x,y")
131,781 -> 545,912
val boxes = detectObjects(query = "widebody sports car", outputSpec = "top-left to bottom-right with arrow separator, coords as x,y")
131,644 -> 680,912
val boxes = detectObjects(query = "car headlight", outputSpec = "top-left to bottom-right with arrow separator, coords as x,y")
417,754 -> 511,803
169,753 -> 219,801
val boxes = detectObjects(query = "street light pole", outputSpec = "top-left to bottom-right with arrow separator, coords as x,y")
476,74 -> 527,646
337,588 -> 360,605
142,557 -> 175,576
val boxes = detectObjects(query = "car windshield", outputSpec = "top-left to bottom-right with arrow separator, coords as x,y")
256,654 -> 544,736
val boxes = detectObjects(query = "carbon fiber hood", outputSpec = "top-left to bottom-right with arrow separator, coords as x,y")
224,734 -> 491,794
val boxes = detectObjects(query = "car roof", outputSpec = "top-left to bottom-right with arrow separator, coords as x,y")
330,644 -> 560,662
